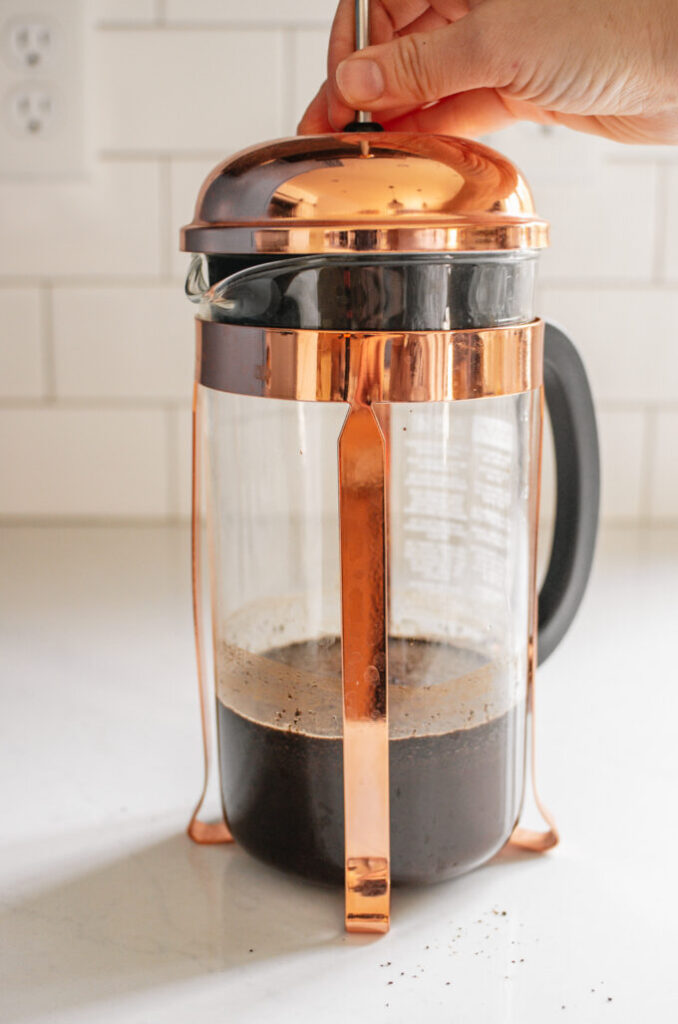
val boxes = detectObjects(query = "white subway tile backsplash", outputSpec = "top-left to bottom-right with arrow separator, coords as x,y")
661,165 -> 678,281
97,1 -> 158,23
291,28 -> 330,130
170,157 -> 224,278
488,127 -> 656,282
542,402 -> 646,523
485,127 -> 657,282
95,29 -> 283,154
0,408 -> 168,518
53,287 -> 194,400
597,409 -> 646,521
486,123 -> 608,190
0,290 -> 43,398
166,0 -> 336,24
540,288 -> 678,404
536,162 -> 656,283
605,143 -> 678,164
0,162 -> 161,278
176,404 -> 193,519
649,411 -> 678,520
538,408 -> 645,529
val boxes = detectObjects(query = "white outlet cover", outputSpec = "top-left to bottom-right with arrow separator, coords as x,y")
5,81 -> 56,136
2,14 -> 58,71
0,0 -> 84,178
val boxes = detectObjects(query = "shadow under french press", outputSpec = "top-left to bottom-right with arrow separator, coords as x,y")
1,821 -> 547,1022
0,828 -> 345,1023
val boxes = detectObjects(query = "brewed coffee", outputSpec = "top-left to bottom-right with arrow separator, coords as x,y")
217,637 -> 525,885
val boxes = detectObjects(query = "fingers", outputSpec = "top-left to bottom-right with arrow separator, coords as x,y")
325,0 -> 361,130
381,89 -> 560,137
550,110 -> 678,146
299,82 -> 678,149
298,79 -> 413,135
325,0 -> 448,129
302,0 -> 480,132
382,88 -> 518,137
299,80 -> 549,142
400,7 -> 452,36
298,82 -> 333,134
334,6 -> 513,115
298,0 -> 399,133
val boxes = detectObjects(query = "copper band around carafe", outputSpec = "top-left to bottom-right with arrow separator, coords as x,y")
195,320 -> 544,403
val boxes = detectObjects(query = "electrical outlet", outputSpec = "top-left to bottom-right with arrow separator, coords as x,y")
3,15 -> 56,70
6,82 -> 55,135
0,0 -> 83,178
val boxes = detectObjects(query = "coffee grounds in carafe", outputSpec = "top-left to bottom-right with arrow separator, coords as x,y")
216,637 -> 524,886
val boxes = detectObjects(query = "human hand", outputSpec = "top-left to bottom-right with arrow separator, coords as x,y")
298,0 -> 678,145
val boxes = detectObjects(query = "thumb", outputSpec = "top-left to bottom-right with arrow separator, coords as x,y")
334,5 -> 514,114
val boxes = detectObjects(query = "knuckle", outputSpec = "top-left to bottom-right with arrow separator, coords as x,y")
392,33 -> 440,103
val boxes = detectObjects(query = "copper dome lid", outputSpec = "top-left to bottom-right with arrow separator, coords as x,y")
180,132 -> 548,256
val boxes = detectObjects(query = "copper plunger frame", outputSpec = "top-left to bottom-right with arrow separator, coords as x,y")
188,319 -> 555,934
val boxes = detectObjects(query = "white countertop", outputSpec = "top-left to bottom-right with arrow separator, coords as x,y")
1,525 -> 677,1024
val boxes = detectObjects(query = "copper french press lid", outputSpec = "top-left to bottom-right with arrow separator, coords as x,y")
180,132 -> 548,257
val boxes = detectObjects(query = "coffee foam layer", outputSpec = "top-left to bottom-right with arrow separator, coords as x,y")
216,636 -> 523,739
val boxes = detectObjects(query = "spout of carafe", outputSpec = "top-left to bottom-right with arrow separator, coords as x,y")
185,253 -> 237,311
183,253 -> 340,327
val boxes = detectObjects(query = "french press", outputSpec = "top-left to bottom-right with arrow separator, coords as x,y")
180,9 -> 599,935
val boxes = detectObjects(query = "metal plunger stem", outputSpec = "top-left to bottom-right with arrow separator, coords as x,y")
355,0 -> 372,123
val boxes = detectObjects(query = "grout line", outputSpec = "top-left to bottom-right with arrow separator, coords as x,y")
2,396 -> 678,414
595,399 -> 678,413
39,282 -> 56,403
99,149 -> 234,162
639,405 -> 658,524
0,513 -> 674,529
158,157 -> 173,279
0,397 -> 192,410
96,21 -> 333,32
652,163 -> 669,284
0,516 -> 190,527
606,152 -> 678,166
0,275 -> 185,288
165,406 -> 179,518
541,277 -> 677,291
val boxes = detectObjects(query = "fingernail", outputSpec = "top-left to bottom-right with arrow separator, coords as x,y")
336,58 -> 385,105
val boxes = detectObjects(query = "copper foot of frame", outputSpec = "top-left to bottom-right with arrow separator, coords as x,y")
346,857 -> 390,933
188,819 -> 233,845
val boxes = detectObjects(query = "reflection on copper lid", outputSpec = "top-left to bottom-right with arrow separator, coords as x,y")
181,133 -> 548,255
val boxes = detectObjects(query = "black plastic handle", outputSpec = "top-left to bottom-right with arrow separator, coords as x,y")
538,322 -> 600,664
